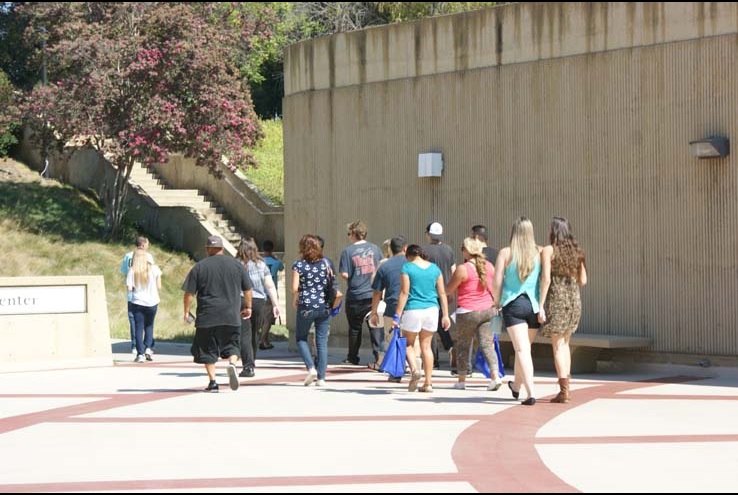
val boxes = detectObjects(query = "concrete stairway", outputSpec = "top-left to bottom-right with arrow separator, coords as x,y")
127,162 -> 242,247
127,162 -> 287,321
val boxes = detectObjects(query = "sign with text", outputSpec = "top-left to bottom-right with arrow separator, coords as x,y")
0,285 -> 87,315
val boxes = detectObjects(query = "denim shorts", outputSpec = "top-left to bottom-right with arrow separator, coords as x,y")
502,294 -> 541,329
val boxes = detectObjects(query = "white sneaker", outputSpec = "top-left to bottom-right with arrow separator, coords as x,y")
144,348 -> 154,361
487,377 -> 503,391
134,354 -> 145,363
453,382 -> 466,390
304,368 -> 317,386
316,379 -> 326,387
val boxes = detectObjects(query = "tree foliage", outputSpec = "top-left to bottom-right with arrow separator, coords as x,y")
20,2 -> 264,238
0,68 -> 19,156
231,2 -> 504,117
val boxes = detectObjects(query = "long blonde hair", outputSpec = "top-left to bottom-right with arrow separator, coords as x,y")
462,237 -> 488,289
131,248 -> 150,288
509,217 -> 539,281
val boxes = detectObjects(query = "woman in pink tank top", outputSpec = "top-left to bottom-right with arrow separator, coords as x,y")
445,237 -> 502,391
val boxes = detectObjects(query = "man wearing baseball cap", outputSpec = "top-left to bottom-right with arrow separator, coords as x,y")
182,236 -> 253,392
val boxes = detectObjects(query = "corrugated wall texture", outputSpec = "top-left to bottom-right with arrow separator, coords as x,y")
283,2 -> 738,357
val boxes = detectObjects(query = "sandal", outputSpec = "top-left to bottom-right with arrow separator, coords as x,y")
367,362 -> 381,371
419,384 -> 433,393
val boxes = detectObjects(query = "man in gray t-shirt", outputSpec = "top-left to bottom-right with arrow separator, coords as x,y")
339,220 -> 383,366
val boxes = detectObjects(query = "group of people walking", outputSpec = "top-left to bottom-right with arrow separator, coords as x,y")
126,214 -> 586,406
122,234 -> 284,393
289,216 -> 586,406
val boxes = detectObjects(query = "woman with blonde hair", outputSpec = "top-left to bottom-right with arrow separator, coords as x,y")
125,248 -> 162,363
539,217 -> 587,403
237,237 -> 281,378
446,237 -> 502,391
492,217 -> 543,405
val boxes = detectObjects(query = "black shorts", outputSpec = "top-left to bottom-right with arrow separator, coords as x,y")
191,325 -> 241,364
502,294 -> 541,329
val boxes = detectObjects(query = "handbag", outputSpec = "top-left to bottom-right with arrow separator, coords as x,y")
323,258 -> 337,309
473,334 -> 506,378
379,327 -> 407,378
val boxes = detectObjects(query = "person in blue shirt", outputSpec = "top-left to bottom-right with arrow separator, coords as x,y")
492,217 -> 543,406
393,244 -> 451,393
260,240 -> 284,350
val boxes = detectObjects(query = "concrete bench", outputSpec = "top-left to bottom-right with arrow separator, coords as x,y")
496,332 -> 652,373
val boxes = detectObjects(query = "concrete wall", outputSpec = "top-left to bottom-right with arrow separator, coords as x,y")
283,2 -> 738,359
0,276 -> 112,371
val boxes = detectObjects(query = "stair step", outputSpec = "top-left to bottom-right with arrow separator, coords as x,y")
131,162 -> 243,246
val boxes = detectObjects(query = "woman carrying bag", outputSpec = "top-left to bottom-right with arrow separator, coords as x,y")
393,244 -> 451,393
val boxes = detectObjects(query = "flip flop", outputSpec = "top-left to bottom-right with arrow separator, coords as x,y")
367,362 -> 381,371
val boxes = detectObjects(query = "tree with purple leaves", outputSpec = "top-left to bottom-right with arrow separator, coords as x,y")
21,3 -> 265,238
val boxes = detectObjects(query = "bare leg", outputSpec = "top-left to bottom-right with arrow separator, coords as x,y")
419,329 -> 434,387
508,323 -> 535,399
404,331 -> 419,373
204,363 -> 216,382
552,333 -> 571,379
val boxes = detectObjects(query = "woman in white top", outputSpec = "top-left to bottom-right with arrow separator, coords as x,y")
126,248 -> 162,363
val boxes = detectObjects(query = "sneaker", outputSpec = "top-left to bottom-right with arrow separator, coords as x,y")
144,348 -> 154,361
304,368 -> 317,386
453,382 -> 466,390
239,367 -> 255,378
134,354 -> 145,363
408,371 -> 422,392
204,381 -> 219,393
316,379 -> 326,387
227,363 -> 239,391
487,378 -> 503,391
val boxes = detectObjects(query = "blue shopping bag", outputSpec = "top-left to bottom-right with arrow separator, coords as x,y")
494,333 -> 506,378
474,334 -> 507,378
379,328 -> 406,378
474,347 -> 491,378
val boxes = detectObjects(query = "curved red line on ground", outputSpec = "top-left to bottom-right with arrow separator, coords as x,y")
451,375 -> 705,492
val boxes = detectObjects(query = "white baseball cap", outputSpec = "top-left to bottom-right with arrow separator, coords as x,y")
427,222 -> 443,239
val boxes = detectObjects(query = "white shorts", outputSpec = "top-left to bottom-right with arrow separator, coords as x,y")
401,307 -> 439,333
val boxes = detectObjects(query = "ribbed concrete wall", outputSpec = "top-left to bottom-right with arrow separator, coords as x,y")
283,2 -> 738,358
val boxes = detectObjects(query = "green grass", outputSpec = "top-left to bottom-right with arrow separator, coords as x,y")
0,163 -> 289,343
243,118 -> 284,205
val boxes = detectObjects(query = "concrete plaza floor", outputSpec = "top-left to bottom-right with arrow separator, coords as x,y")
1,341 -> 737,493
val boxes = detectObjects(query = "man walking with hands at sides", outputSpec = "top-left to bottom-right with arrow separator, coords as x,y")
182,236 -> 253,393
339,220 -> 383,366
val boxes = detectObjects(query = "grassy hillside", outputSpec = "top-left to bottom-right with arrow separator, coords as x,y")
244,118 -> 284,205
0,158 -> 286,344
